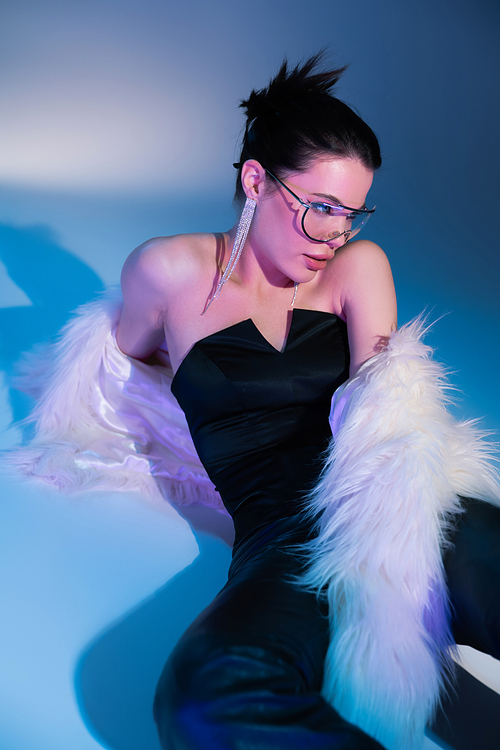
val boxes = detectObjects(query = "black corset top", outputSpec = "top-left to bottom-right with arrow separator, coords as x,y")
171,309 -> 349,534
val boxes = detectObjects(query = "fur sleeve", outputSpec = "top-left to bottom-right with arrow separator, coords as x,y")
302,318 -> 500,750
3,288 -> 223,510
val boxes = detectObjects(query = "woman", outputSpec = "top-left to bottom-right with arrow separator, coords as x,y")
7,56 -> 500,750
114,55 -> 500,749
117,57 -> 394,750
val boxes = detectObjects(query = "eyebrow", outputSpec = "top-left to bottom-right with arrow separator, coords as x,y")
311,192 -> 367,210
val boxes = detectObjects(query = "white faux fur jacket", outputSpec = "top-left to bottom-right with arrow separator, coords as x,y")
4,288 -> 500,750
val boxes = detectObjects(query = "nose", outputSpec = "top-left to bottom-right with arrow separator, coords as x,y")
325,215 -> 350,242
325,231 -> 348,249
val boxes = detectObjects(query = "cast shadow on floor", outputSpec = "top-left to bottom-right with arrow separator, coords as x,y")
75,522 -> 233,750
0,221 -> 104,423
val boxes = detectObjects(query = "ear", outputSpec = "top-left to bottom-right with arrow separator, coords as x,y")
240,160 -> 267,201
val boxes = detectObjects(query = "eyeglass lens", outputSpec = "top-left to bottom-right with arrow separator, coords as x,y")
303,203 -> 371,243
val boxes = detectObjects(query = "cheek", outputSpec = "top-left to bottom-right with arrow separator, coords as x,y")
273,202 -> 305,244
259,190 -> 303,237
288,209 -> 305,240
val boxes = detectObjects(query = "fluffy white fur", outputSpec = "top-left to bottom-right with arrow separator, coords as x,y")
301,319 -> 500,750
5,299 -> 500,749
5,289 -> 223,510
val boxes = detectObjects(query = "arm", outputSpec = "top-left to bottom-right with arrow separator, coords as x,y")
333,240 -> 397,376
116,238 -> 172,360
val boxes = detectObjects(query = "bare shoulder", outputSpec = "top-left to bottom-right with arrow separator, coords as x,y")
117,233 -> 214,359
328,239 -> 394,309
331,239 -> 392,283
330,240 -> 397,375
121,233 -> 207,299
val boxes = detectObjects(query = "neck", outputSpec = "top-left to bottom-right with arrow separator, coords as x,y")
223,228 -> 295,294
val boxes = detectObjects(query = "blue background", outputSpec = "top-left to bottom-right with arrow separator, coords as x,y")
0,1 -> 499,748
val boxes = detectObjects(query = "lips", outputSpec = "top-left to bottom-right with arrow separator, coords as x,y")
303,254 -> 333,271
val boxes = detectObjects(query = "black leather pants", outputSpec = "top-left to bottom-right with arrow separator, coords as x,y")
444,497 -> 500,658
154,500 -> 500,749
154,520 -> 384,749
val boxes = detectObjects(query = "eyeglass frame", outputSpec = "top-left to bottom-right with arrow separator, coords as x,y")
233,162 -> 376,244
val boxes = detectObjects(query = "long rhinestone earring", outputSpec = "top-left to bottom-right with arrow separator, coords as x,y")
204,196 -> 257,311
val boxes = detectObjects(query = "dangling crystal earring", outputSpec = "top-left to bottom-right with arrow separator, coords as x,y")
204,196 -> 257,311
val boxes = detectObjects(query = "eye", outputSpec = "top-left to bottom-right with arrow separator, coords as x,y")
310,202 -> 340,216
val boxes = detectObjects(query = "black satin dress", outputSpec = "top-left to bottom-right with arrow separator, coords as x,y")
153,309 -> 384,749
153,309 -> 500,749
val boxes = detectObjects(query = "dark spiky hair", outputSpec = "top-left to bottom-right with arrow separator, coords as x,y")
241,54 -> 347,120
235,53 -> 381,202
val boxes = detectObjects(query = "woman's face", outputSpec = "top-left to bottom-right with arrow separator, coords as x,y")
250,156 -> 374,284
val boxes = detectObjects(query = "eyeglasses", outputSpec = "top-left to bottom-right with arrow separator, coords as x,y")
265,169 -> 376,244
